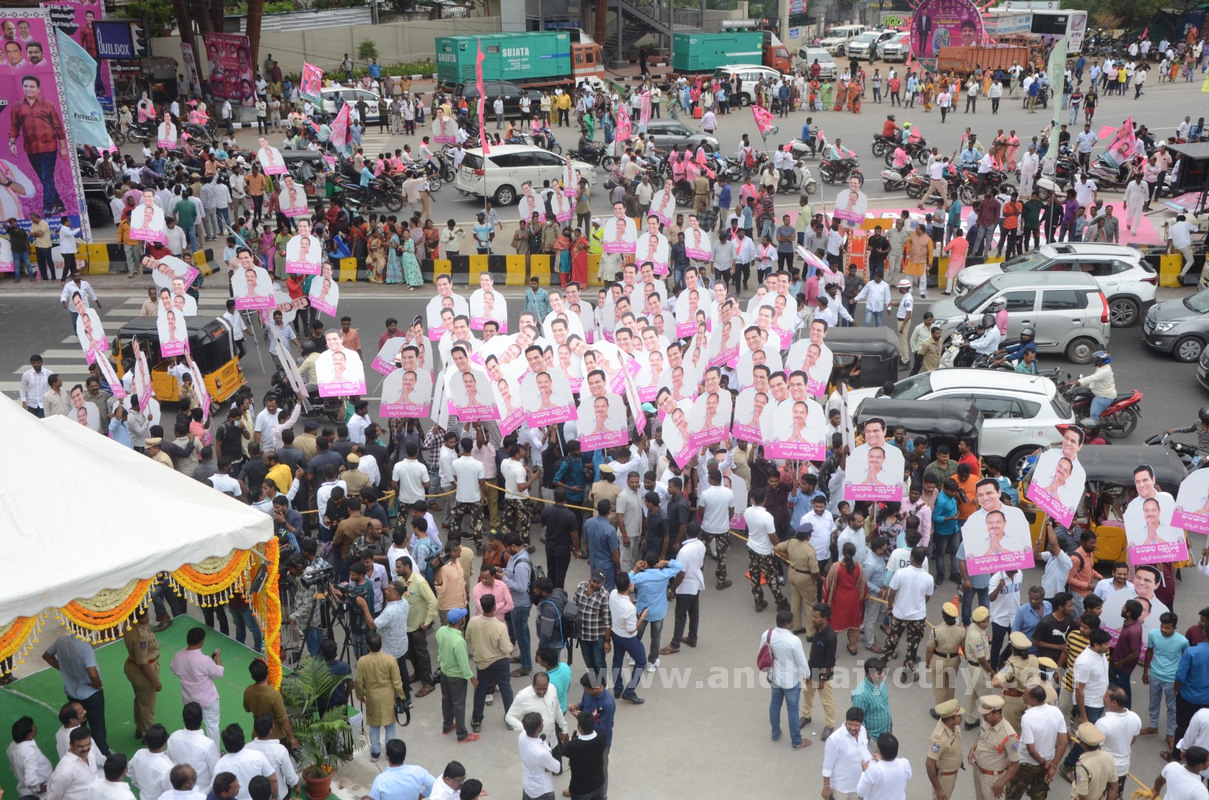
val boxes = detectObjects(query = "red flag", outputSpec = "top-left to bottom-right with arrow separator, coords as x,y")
476,39 -> 490,154
615,104 -> 632,143
751,104 -> 775,136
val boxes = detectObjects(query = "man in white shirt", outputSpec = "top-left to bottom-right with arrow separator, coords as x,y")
505,672 -> 568,741
7,715 -> 53,799
1095,685 -> 1141,789
49,728 -> 98,800
854,273 -> 891,328
697,468 -> 735,590
166,706 -> 219,795
244,716 -> 298,800
884,546 -> 934,680
390,442 -> 430,512
765,609 -> 811,749
823,707 -> 872,797
798,495 -> 836,556
1061,629 -> 1113,776
449,437 -> 487,551
1167,214 -> 1199,278
347,401 -> 372,444
1153,748 -> 1209,800
666,523 -> 706,652
89,752 -> 136,800
609,573 -> 647,702
214,725 -> 275,800
743,487 -> 784,612
127,724 -> 172,800
857,732 -> 912,800
988,570 -> 1022,669
517,713 -> 562,799
169,629 -> 225,746
157,764 -> 207,800
1009,684 -> 1069,797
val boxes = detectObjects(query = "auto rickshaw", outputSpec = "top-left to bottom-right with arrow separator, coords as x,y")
852,398 -> 983,458
112,317 -> 245,405
1018,444 -> 1188,565
825,327 -> 900,389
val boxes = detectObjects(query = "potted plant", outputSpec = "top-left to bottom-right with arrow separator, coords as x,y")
281,657 -> 356,800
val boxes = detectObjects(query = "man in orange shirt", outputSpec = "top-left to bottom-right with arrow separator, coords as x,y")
955,462 -> 980,524
998,190 -> 1022,259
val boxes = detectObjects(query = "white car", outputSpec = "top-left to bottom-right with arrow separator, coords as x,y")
796,47 -> 838,79
319,87 -> 390,123
455,145 -> 596,206
880,32 -> 911,62
846,30 -> 897,61
818,24 -> 867,56
849,369 -> 1076,479
954,243 -> 1157,327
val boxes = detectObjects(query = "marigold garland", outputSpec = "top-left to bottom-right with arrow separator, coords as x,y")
255,539 -> 283,688
171,551 -> 253,606
0,616 -> 43,675
60,579 -> 154,640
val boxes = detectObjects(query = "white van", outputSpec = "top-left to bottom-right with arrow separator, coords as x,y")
319,87 -> 390,123
713,64 -> 783,106
819,24 -> 867,56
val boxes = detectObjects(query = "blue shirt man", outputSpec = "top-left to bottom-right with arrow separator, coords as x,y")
359,164 -> 374,188
584,509 -> 620,591
717,181 -> 732,213
933,488 -> 959,537
575,676 -> 616,748
367,748 -> 435,800
629,560 -> 683,622
800,121 -> 812,141
554,449 -> 587,504
1175,642 -> 1209,704
1012,596 -> 1052,653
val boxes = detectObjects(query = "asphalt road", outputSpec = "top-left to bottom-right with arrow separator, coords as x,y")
5,60 -> 1209,800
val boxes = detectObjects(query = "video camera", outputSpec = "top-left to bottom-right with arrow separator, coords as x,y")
298,565 -> 335,589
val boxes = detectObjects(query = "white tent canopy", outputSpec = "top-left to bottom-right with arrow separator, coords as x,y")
0,395 -> 272,626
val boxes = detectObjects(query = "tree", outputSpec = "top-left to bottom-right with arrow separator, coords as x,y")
126,0 -> 176,34
357,39 -> 379,62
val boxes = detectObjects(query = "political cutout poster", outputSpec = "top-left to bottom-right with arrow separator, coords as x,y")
260,289 -> 305,326
202,32 -> 255,107
707,317 -> 740,369
733,387 -> 774,445
156,308 -> 189,356
286,228 -> 323,275
470,282 -> 508,332
0,11 -> 88,239
787,337 -> 834,397
75,308 -> 105,363
130,193 -> 167,243
493,376 -> 526,436
431,110 -> 457,145
0,227 -> 12,271
728,472 -> 749,531
146,254 -> 199,291
767,398 -> 825,460
155,285 -> 197,317
832,177 -> 870,226
1125,491 -> 1186,565
43,0 -> 115,112
634,349 -> 669,403
299,62 -> 323,105
157,117 -> 177,149
179,43 -> 203,98
635,230 -> 670,277
371,336 -> 407,377
682,220 -> 712,261
601,211 -> 637,254
379,368 -> 433,419
315,346 -> 367,398
447,367 -> 499,422
676,289 -> 711,339
845,418 -> 906,501
67,383 -> 97,429
186,357 -> 209,423
544,187 -> 572,224
1026,449 -> 1086,529
426,282 -> 469,341
278,176 -> 309,217
962,478 -> 1035,574
257,137 -> 287,176
909,0 -> 985,63
647,185 -> 677,228
231,265 -> 275,310
517,183 -> 543,223
130,338 -> 154,413
1174,468 -> 1209,534
1100,565 -> 1169,647
308,268 -> 340,317
660,401 -> 696,468
521,368 -> 574,428
689,389 -> 732,451
577,393 -> 629,452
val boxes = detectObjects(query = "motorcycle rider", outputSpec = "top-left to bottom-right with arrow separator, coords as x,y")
993,326 -> 1036,366
1073,350 -> 1116,420
1165,407 -> 1209,452
774,144 -> 796,190
883,114 -> 899,141
801,116 -> 816,155
1080,418 -> 1109,446
890,144 -> 912,179
968,313 -> 1002,359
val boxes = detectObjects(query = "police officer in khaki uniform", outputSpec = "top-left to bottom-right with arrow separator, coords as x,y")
122,607 -> 162,737
927,699 -> 965,800
962,606 -> 995,730
993,631 -> 1040,735
928,602 -> 966,708
1070,722 -> 1116,800
968,695 -> 1021,800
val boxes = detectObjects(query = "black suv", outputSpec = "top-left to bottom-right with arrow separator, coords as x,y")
450,80 -> 544,119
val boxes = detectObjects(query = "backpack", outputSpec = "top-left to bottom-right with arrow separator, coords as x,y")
744,149 -> 756,168
756,628 -> 774,671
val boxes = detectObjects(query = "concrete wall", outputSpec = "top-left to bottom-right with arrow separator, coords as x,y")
151,16 -> 503,76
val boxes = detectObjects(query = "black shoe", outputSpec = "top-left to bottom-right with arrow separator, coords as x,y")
683,639 -> 697,648
622,692 -> 645,704
471,721 -> 481,732
935,574 -> 945,586
964,720 -> 980,730
613,688 -> 622,699
754,599 -> 768,612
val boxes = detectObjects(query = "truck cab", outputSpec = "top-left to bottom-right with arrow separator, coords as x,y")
761,30 -> 792,72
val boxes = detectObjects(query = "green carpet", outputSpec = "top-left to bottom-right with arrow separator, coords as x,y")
2,621 -> 270,798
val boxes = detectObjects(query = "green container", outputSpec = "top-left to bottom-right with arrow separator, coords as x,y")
672,31 -> 763,72
435,32 -> 572,84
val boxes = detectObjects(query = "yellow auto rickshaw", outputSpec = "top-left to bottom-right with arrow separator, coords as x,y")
112,317 -> 245,405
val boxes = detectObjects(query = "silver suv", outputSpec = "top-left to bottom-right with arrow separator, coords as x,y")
929,272 -> 1110,363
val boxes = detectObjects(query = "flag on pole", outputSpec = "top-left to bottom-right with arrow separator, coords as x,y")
330,103 -> 351,153
1047,37 -> 1068,130
751,104 -> 776,137
300,62 -> 323,104
1105,116 -> 1137,163
476,39 -> 490,154
639,91 -> 651,131
55,30 -> 109,148
615,104 -> 632,143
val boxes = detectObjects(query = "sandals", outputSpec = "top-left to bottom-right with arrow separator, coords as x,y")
847,645 -> 859,655
659,645 -> 680,655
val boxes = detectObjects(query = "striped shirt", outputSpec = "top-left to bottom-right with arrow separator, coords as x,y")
1063,630 -> 1091,692
850,677 -> 893,740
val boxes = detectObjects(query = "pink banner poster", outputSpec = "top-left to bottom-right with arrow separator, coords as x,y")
1125,492 -> 1189,566
449,368 -> 501,422
300,62 -> 323,105
202,32 -> 255,108
371,336 -> 406,377
732,388 -> 770,445
157,311 -> 189,357
43,0 -> 114,111
909,0 -> 985,62
231,266 -> 275,311
0,11 -> 87,239
1024,449 -> 1086,529
315,349 -> 367,398
607,357 -> 641,395
577,393 -> 629,452
961,507 -> 1036,576
1173,469 -> 1209,534
844,443 -> 905,502
378,369 -> 432,419
180,43 -> 203,97
687,391 -> 732,451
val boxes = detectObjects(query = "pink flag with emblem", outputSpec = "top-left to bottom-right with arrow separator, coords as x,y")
616,103 -> 632,142
751,104 -> 775,136
476,39 -> 490,154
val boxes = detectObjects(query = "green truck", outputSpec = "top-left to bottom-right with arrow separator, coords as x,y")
435,31 -> 603,87
672,30 -> 791,72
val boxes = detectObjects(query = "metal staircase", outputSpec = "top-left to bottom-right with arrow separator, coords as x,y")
600,0 -> 703,62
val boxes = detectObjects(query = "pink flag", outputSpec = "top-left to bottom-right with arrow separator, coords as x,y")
615,104 -> 632,143
751,104 -> 775,136
476,39 -> 490,154
639,91 -> 651,130
300,62 -> 323,104
1106,116 -> 1136,161
329,103 -> 351,152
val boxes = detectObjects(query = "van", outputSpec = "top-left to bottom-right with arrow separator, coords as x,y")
929,272 -> 1110,364
795,47 -> 837,78
819,24 -> 867,56
319,87 -> 390,123
712,64 -> 783,106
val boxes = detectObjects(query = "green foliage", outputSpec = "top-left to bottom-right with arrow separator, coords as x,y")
280,657 -> 355,778
357,39 -> 380,62
127,0 -> 176,34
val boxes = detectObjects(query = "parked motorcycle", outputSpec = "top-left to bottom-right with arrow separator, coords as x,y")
1060,381 -> 1143,439
333,175 -> 404,213
270,368 -> 343,423
1087,155 -> 1142,192
777,157 -> 818,195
